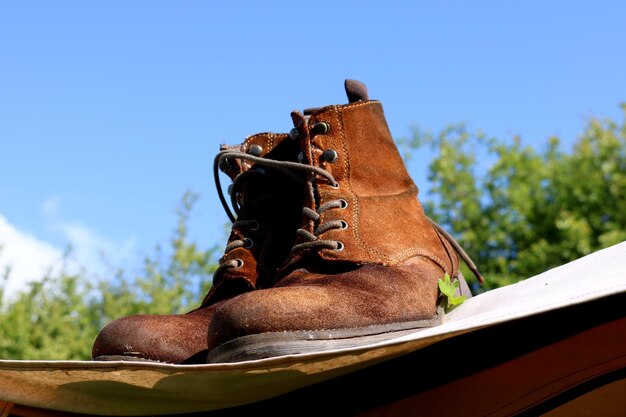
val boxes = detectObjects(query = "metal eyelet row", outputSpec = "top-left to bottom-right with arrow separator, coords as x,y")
335,199 -> 349,251
313,122 -> 339,165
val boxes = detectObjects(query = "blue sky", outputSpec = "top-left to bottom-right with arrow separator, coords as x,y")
1,1 -> 625,295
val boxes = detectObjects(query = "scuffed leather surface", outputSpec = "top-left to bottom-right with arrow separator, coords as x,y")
207,260 -> 443,351
207,97 -> 460,351
92,132 -> 302,364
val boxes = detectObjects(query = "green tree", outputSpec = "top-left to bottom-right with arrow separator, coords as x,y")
0,191 -> 220,360
404,104 -> 626,291
2,106 -> 625,360
98,191 -> 219,323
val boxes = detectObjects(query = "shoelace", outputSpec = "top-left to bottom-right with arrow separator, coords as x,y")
291,199 -> 347,252
212,149 -> 309,277
427,218 -> 485,284
213,148 -> 485,285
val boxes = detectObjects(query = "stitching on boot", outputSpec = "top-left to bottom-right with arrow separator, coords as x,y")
266,133 -> 276,153
311,100 -> 380,117
334,104 -> 390,262
339,100 -> 380,111
390,247 -> 450,275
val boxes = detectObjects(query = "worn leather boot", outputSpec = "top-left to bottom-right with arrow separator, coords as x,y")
91,132 -> 303,363
206,80 -> 482,363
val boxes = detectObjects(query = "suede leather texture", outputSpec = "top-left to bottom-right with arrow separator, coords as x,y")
92,132 -> 303,364
204,132 -> 302,303
207,261 -> 444,349
310,101 -> 455,268
206,99 -> 460,351
91,305 -> 220,364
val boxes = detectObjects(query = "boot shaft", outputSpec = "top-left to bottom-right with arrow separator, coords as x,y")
204,80 -> 482,363
287,84 -> 459,275
203,132 -> 303,305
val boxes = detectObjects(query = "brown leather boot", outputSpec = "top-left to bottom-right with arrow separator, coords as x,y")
91,131 -> 303,363
206,80 -> 482,363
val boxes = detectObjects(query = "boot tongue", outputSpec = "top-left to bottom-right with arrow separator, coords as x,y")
344,79 -> 369,102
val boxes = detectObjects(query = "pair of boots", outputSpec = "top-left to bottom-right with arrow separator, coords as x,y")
91,80 -> 482,364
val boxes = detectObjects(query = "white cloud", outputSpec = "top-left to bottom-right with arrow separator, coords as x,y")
49,222 -> 136,274
0,205 -> 137,302
41,195 -> 137,276
0,213 -> 65,299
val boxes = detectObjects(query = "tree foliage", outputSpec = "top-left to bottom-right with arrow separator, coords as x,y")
0,192 -> 219,360
404,104 -> 626,291
1,106 -> 625,359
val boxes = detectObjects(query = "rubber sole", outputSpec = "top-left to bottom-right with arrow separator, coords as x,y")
92,354 -> 163,363
206,304 -> 446,363
206,272 -> 476,363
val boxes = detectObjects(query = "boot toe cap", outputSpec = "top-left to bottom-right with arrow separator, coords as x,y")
92,311 -> 213,364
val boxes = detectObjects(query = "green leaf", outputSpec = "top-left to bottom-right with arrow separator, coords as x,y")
438,273 -> 467,308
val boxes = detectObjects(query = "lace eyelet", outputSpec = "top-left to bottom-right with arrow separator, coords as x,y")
312,122 -> 330,135
250,220 -> 260,231
334,241 -> 345,251
330,182 -> 340,189
234,259 -> 244,268
339,220 -> 348,230
323,149 -> 339,163
339,199 -> 348,209
219,158 -> 232,172
243,238 -> 254,248
247,144 -> 263,156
